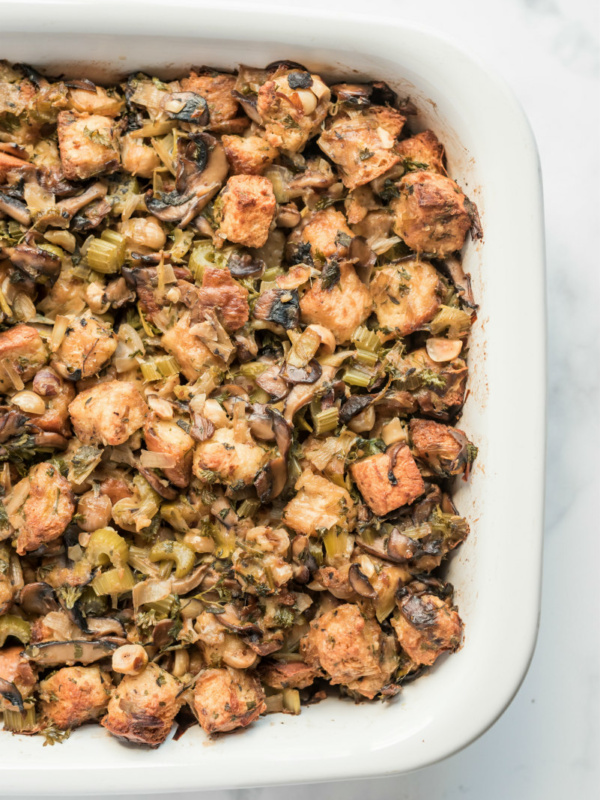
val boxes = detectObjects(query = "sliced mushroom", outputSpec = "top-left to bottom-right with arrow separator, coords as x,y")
210,496 -> 238,528
437,255 -> 477,310
0,678 -> 24,712
387,528 -> 419,561
25,639 -> 118,666
190,412 -> 215,442
339,394 -> 374,425
0,193 -> 31,226
152,618 -> 176,649
214,606 -> 262,637
280,359 -> 322,385
137,466 -> 179,500
254,408 -> 292,502
3,242 -> 61,284
47,181 -> 108,228
227,251 -> 265,278
330,83 -> 373,107
145,191 -> 200,225
349,236 -> 377,282
253,288 -> 300,330
256,364 -> 290,401
348,563 -> 377,598
163,92 -> 209,125
18,582 -> 59,616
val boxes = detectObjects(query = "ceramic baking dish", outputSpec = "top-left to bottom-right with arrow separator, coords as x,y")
0,1 -> 546,794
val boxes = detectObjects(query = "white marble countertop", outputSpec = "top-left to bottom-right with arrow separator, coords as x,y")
5,0 -> 599,797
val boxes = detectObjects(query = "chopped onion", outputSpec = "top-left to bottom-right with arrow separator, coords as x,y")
0,360 -> 24,391
50,315 -> 71,352
132,578 -> 172,610
140,450 -> 177,469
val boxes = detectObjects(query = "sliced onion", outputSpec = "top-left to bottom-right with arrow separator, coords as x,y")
132,578 -> 172,610
4,478 -> 30,516
140,450 -> 177,469
50,314 -> 71,352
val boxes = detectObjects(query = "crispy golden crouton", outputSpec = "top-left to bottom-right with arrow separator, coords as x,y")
283,469 -> 355,536
396,130 -> 445,174
101,663 -> 182,747
409,418 -> 471,476
299,260 -> 372,344
193,427 -> 269,486
29,368 -> 75,437
143,415 -> 195,487
0,324 -> 48,393
371,259 -> 443,338
198,267 -> 249,332
391,593 -> 462,666
350,444 -> 425,516
161,313 -> 216,382
391,171 -> 472,257
222,134 -> 278,175
301,207 -> 354,259
40,666 -> 112,729
192,667 -> 266,735
216,174 -> 276,248
14,461 -> 75,555
257,69 -> 331,153
318,106 -> 405,189
181,71 -> 239,128
0,647 -> 37,711
301,604 -> 396,698
57,111 -> 120,181
68,380 -> 148,446
53,313 -> 117,380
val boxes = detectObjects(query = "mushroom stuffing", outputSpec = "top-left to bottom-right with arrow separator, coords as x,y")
0,59 -> 480,747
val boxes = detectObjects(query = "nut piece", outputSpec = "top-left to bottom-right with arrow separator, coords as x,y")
111,644 -> 148,676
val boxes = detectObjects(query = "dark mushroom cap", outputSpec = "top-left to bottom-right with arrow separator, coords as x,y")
25,639 -> 118,666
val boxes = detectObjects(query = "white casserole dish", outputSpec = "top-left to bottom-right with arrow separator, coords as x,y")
0,2 -> 546,794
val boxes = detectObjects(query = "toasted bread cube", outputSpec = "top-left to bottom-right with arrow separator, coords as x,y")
283,469 -> 355,536
371,259 -> 442,338
216,175 -> 276,248
13,461 -> 75,555
53,313 -> 117,380
396,130 -> 445,174
144,415 -> 194,488
409,418 -> 471,476
198,267 -> 249,332
192,667 -> 266,735
260,660 -> 317,690
193,426 -> 269,486
351,444 -> 425,516
299,260 -> 372,344
101,663 -> 182,747
0,324 -> 48,393
301,207 -> 354,259
68,380 -> 148,446
318,106 -> 405,189
181,71 -> 239,128
222,134 -> 278,175
257,69 -> 331,153
392,593 -> 462,666
301,604 -> 397,698
391,172 -> 472,257
57,111 -> 120,181
0,647 -> 37,711
161,313 -> 215,382
40,666 -> 112,730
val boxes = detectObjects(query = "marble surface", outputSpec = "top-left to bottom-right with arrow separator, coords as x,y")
6,0 -> 599,797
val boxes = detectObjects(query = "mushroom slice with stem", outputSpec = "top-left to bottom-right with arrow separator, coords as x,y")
25,639 -> 118,666
0,677 -> 24,712
162,92 -> 209,125
18,582 -> 59,616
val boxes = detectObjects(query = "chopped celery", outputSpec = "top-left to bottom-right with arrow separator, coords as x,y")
86,237 -> 123,274
238,498 -> 260,518
342,367 -> 372,387
3,703 -> 36,733
313,407 -> 339,435
429,305 -> 472,338
355,348 -> 378,366
149,540 -> 195,579
92,565 -> 135,596
86,527 -> 129,568
0,615 -> 31,647
352,325 -> 381,353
